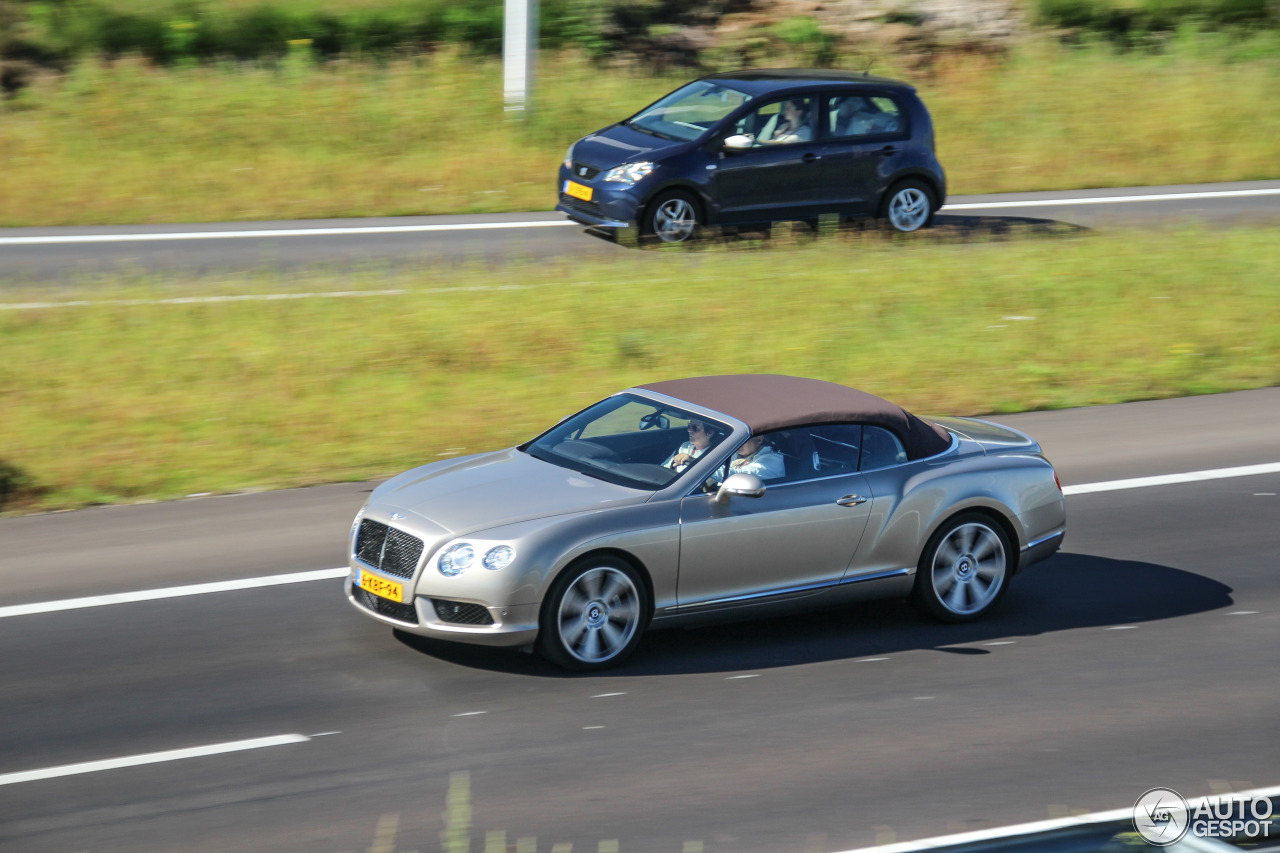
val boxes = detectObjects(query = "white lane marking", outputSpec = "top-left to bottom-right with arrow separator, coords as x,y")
0,567 -> 349,619
913,696 -> 935,700
726,674 -> 759,680
1227,611 -> 1259,615
857,657 -> 889,663
0,734 -> 310,787
942,187 -> 1280,211
1063,461 -> 1280,495
1256,492 -> 1277,496
984,641 -> 1016,646
4,462 -> 1277,620
1105,626 -> 1138,630
591,692 -> 627,697
830,783 -> 1280,853
583,726 -> 605,730
451,711 -> 487,717
0,219 -> 575,246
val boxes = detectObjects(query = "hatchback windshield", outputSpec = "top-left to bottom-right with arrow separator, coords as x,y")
626,81 -> 753,141
523,394 -> 731,490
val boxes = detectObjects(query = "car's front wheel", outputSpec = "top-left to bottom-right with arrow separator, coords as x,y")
538,557 -> 649,671
643,190 -> 702,244
913,513 -> 1011,622
881,179 -> 936,233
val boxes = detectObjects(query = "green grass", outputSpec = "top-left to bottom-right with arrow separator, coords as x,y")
3,37 -> 1280,227
2,225 -> 1277,513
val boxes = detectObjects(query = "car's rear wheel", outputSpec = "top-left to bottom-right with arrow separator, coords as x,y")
913,513 -> 1010,622
643,190 -> 701,244
538,557 -> 648,671
881,179 -> 936,233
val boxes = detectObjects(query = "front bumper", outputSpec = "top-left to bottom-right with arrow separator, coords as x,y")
556,167 -> 641,230
347,578 -> 540,648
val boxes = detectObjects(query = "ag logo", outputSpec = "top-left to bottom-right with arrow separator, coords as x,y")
1133,787 -> 1191,846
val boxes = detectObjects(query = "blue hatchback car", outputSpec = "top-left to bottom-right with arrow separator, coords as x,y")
556,69 -> 947,243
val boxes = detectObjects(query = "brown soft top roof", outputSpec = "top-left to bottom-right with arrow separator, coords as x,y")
637,374 -> 951,460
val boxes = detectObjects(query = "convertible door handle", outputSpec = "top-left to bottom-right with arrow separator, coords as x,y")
836,495 -> 868,506
802,152 -> 822,163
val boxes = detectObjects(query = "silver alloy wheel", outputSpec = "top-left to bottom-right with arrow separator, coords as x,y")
652,197 -> 698,242
887,186 -> 931,232
930,522 -> 1007,616
556,566 -> 641,664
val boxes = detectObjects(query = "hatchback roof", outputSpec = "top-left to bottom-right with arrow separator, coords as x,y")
635,374 -> 951,460
700,68 -> 915,97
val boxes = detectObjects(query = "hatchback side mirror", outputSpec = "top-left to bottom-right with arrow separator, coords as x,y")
723,134 -> 753,151
714,473 -> 766,504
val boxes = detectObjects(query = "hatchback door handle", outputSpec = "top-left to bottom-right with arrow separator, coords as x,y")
878,145 -> 898,156
802,152 -> 822,163
836,495 -> 868,506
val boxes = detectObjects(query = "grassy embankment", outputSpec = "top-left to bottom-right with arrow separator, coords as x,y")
3,35 -> 1280,226
2,226 -> 1277,512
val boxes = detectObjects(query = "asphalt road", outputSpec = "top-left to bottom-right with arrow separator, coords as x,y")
1,181 -> 1278,280
1,389 -> 1277,853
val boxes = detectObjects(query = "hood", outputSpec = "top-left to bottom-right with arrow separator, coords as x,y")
571,124 -> 688,171
371,449 -> 649,535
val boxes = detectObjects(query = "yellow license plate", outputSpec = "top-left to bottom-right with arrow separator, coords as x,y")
358,570 -> 403,603
563,180 -> 593,202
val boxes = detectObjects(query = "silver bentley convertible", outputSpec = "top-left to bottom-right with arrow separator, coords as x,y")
347,375 -> 1066,670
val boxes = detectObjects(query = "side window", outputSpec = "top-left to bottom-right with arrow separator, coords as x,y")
809,424 -> 863,475
824,94 -> 905,139
860,426 -> 907,470
733,96 -> 815,146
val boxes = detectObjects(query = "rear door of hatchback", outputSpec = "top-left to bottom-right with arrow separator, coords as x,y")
814,90 -> 915,216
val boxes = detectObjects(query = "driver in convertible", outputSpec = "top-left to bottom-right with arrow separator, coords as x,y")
662,419 -> 716,473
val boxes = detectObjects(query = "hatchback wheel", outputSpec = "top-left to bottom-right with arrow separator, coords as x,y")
538,558 -> 648,670
882,179 -> 936,233
644,191 -> 701,243
913,513 -> 1010,622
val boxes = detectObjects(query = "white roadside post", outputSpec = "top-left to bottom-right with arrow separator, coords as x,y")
503,0 -> 538,118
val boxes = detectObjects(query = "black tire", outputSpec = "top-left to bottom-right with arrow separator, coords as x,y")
537,556 -> 649,671
642,190 -> 702,244
880,179 -> 937,233
912,512 -> 1011,623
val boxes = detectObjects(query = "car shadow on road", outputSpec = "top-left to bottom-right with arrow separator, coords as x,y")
393,552 -> 1232,677
582,213 -> 1086,250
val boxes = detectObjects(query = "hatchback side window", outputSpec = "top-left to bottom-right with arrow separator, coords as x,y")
860,426 -> 908,470
733,96 -> 815,146
824,94 -> 905,139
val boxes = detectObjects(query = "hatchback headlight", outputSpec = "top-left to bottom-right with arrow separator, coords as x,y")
563,145 -> 574,170
602,161 -> 654,185
438,543 -> 475,577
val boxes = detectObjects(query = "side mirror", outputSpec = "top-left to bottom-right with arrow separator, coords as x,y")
714,473 -> 765,504
723,134 -> 753,151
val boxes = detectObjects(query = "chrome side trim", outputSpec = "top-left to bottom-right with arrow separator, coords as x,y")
1022,530 -> 1065,552
667,567 -> 913,612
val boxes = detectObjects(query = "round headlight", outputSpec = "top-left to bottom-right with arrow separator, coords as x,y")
438,543 -> 475,577
483,545 -> 515,571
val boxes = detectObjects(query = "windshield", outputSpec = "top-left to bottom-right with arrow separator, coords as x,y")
522,394 -> 731,491
627,81 -> 753,142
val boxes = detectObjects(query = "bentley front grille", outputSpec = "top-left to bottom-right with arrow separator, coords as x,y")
354,520 -> 424,579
